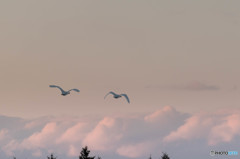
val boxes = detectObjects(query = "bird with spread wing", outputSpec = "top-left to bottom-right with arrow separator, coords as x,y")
104,91 -> 130,103
49,85 -> 80,96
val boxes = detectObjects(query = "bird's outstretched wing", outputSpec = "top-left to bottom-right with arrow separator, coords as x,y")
121,94 -> 130,103
49,85 -> 65,94
104,91 -> 117,99
69,89 -> 80,92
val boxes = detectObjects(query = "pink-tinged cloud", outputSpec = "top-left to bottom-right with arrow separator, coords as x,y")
0,129 -> 8,141
57,122 -> 86,144
21,122 -> 58,149
67,144 -> 79,157
32,149 -> 42,157
1,107 -> 240,159
183,81 -> 219,91
163,114 -> 213,142
82,117 -> 123,151
2,140 -> 19,156
24,120 -> 44,129
144,106 -> 179,123
116,142 -> 152,158
163,110 -> 240,145
208,113 -> 240,145
146,81 -> 219,91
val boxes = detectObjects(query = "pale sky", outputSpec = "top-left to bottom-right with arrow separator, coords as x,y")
1,1 -> 240,159
0,0 -> 240,118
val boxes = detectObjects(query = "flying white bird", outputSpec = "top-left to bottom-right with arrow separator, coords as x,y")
49,85 -> 80,96
104,91 -> 130,103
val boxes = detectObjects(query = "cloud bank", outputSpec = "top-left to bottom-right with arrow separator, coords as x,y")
146,81 -> 220,91
0,106 -> 239,159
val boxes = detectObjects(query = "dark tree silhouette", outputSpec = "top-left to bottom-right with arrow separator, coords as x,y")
79,146 -> 95,159
161,152 -> 170,159
148,154 -> 152,159
47,153 -> 57,159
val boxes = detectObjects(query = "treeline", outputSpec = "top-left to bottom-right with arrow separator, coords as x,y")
14,146 -> 171,159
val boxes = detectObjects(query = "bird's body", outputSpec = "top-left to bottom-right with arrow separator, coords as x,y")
61,91 -> 70,96
49,85 -> 80,96
104,91 -> 130,103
